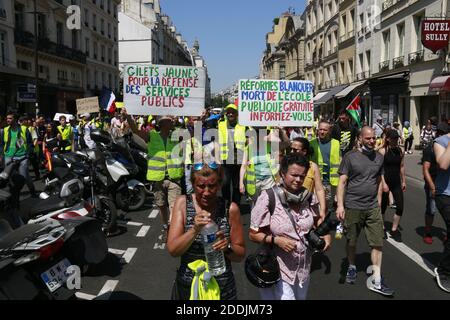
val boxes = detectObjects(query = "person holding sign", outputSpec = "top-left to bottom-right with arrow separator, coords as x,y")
126,110 -> 184,240
218,104 -> 248,205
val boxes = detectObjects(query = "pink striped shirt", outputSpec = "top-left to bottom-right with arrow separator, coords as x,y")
250,189 -> 319,286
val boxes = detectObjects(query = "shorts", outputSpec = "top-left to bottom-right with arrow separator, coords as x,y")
154,179 -> 182,214
344,207 -> 384,248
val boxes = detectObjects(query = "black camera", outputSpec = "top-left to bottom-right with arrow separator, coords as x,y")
305,215 -> 339,250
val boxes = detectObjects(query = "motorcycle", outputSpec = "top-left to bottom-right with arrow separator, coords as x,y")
0,187 -> 107,300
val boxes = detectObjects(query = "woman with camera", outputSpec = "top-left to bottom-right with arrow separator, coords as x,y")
167,162 -> 245,300
249,153 -> 329,300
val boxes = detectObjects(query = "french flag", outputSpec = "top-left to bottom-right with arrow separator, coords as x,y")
100,87 -> 116,114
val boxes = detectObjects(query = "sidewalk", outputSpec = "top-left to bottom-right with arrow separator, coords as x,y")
403,150 -> 423,183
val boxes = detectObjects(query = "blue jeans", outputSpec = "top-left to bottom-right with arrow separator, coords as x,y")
424,184 -> 438,216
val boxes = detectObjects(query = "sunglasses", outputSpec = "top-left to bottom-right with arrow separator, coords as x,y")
193,162 -> 219,171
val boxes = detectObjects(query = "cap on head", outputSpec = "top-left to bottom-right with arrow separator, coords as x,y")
81,113 -> 91,119
225,104 -> 238,112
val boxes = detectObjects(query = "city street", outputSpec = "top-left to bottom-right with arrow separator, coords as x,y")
37,151 -> 446,300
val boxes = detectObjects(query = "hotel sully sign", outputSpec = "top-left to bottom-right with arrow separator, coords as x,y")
421,20 -> 450,53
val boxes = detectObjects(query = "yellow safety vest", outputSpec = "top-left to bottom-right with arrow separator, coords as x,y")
245,132 -> 279,196
305,128 -> 316,140
147,130 -> 184,181
3,125 -> 28,154
188,260 -> 221,300
310,138 -> 341,186
57,125 -> 73,151
28,126 -> 39,153
185,136 -> 203,165
218,120 -> 246,161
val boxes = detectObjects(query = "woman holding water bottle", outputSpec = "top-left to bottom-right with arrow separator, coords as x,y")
167,162 -> 245,300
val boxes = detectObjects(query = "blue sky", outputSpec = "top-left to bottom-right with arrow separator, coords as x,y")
161,1 -> 306,94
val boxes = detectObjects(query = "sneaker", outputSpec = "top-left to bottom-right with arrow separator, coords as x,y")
346,267 -> 357,284
368,278 -> 395,296
423,234 -> 433,245
434,268 -> 450,293
389,229 -> 402,242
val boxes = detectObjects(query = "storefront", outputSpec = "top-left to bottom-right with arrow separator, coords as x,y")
369,72 -> 410,126
430,75 -> 450,121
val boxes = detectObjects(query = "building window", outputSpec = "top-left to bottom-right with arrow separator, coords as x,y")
108,74 -> 112,88
57,22 -> 64,45
107,0 -> 111,13
108,47 -> 112,64
397,23 -> 405,56
17,60 -> 32,71
279,64 -> 286,79
383,31 -> 390,61
94,42 -> 98,59
414,14 -> 424,52
101,19 -> 104,35
94,70 -> 98,88
58,69 -> 68,80
72,30 -> 78,49
0,32 -> 6,66
84,9 -> 89,27
85,38 -> 90,56
93,14 -> 97,31
15,3 -> 25,30
108,23 -> 111,38
101,45 -> 105,62
365,50 -> 371,72
87,69 -> 91,88
38,15 -> 47,39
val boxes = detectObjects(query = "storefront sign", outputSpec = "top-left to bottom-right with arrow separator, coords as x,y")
421,20 -> 450,53
17,84 -> 36,103
123,64 -> 206,116
76,96 -> 99,114
238,79 -> 314,127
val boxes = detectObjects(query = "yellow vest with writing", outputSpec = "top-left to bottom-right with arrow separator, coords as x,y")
310,138 -> 341,186
147,130 -> 183,181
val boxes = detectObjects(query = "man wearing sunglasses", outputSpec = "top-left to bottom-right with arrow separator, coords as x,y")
218,104 -> 248,205
126,110 -> 184,239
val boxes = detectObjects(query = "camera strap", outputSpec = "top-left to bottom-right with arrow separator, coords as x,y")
273,186 -> 307,247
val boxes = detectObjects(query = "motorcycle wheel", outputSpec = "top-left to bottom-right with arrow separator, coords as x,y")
116,186 -> 146,211
96,197 -> 118,235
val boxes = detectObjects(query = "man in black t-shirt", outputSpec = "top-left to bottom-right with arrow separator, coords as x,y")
332,109 -> 359,156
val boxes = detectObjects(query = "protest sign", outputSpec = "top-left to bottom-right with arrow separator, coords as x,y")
76,97 -> 99,115
53,113 -> 73,121
123,64 -> 206,116
238,79 -> 314,127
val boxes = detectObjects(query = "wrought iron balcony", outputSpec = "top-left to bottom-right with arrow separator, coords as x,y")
382,0 -> 394,11
379,60 -> 390,72
356,72 -> 365,80
347,30 -> 355,38
393,56 -> 404,68
14,30 -> 86,64
408,50 -> 424,64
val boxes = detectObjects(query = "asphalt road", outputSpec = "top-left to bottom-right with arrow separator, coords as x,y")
64,176 -> 448,300
16,173 -> 450,300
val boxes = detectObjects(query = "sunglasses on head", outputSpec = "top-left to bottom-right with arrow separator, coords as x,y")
193,162 -> 219,171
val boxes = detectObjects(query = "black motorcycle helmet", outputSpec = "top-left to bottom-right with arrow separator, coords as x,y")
245,250 -> 281,288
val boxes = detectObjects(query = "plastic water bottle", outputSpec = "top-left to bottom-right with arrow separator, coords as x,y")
201,221 -> 226,276
335,223 -> 344,240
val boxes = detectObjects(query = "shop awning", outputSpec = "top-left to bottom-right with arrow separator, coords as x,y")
314,85 -> 348,105
430,75 -> 450,92
313,91 -> 329,102
334,81 -> 366,98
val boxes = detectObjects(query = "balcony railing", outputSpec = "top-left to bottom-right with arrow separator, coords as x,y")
347,74 -> 354,83
408,50 -> 424,64
340,34 -> 347,42
347,30 -> 355,38
330,47 -> 337,54
356,71 -> 370,80
14,30 -> 86,64
382,0 -> 394,11
379,60 -> 390,71
393,56 -> 404,68
357,29 -> 364,37
313,57 -> 322,65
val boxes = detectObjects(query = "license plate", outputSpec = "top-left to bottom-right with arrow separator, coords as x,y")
40,259 -> 72,293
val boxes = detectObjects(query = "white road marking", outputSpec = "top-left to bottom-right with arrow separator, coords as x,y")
108,248 -> 125,255
136,225 -> 150,237
75,292 -> 96,300
386,235 -> 435,276
148,209 -> 159,219
97,280 -> 119,299
126,221 -> 143,227
121,247 -> 138,264
153,243 -> 166,250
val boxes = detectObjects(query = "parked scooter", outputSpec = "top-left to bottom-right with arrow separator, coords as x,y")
0,191 -> 108,300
